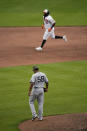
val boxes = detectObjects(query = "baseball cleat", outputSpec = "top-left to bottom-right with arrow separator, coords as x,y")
63,35 -> 67,42
32,115 -> 37,121
38,116 -> 43,121
35,47 -> 42,51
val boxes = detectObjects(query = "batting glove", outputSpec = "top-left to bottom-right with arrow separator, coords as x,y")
42,24 -> 44,29
48,28 -> 52,32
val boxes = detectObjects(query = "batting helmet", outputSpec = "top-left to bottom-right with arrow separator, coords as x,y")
43,9 -> 50,17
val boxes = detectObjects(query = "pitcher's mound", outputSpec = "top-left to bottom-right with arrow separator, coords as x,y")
19,113 -> 87,131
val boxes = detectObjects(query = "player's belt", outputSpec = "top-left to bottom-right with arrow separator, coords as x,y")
34,87 -> 43,89
34,87 -> 38,88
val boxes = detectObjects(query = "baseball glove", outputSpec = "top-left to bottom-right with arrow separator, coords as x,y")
44,88 -> 47,92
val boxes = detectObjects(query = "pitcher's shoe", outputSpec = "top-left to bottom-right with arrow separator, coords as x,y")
35,47 -> 42,51
63,35 -> 67,42
38,117 -> 43,121
32,114 -> 37,121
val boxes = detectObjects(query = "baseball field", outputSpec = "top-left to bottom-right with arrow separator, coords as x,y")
0,0 -> 87,131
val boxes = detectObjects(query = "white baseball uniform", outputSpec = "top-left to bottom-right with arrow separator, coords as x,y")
43,15 -> 55,40
29,72 -> 48,119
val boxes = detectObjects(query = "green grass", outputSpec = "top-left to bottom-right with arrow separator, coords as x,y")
0,61 -> 87,131
0,0 -> 87,26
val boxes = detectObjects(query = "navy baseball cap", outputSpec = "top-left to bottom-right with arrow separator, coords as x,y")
32,66 -> 39,71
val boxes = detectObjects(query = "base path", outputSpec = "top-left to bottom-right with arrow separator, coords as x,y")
0,27 -> 87,67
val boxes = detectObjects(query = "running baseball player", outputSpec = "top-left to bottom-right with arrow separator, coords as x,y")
28,66 -> 49,121
35,9 -> 67,51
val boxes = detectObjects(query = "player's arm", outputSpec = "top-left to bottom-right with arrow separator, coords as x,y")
48,22 -> 55,32
44,82 -> 49,92
42,16 -> 44,29
51,22 -> 55,29
46,82 -> 49,91
42,23 -> 44,29
44,75 -> 49,92
28,82 -> 34,96
28,75 -> 35,96
48,17 -> 56,32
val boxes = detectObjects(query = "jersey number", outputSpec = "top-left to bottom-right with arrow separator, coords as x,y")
37,76 -> 44,82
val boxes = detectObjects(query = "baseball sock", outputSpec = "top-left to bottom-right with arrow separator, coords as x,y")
55,36 -> 63,39
41,40 -> 46,48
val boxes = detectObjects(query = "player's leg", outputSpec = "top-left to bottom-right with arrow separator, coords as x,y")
55,35 -> 67,42
50,28 -> 56,39
37,90 -> 44,120
51,28 -> 67,42
55,36 -> 63,39
29,92 -> 37,120
51,28 -> 63,39
35,29 -> 50,51
41,39 -> 46,48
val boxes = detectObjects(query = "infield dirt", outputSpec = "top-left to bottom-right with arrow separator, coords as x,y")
0,27 -> 87,67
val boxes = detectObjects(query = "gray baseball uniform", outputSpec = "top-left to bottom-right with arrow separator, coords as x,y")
29,71 -> 48,120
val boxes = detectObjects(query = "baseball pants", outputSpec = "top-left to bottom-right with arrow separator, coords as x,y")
29,87 -> 44,118
43,28 -> 55,40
